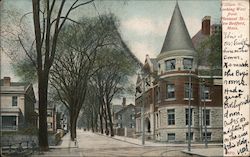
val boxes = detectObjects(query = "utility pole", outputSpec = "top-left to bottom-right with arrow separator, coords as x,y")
141,74 -> 146,145
203,79 -> 208,148
188,67 -> 192,152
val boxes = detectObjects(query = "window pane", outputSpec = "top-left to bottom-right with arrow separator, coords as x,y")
167,84 -> 175,99
185,109 -> 193,125
184,83 -> 193,98
2,116 -> 17,130
203,109 -> 210,126
12,96 -> 17,106
168,133 -> 175,141
183,58 -> 193,69
202,132 -> 212,141
165,59 -> 176,71
201,85 -> 210,99
186,132 -> 193,141
167,109 -> 175,125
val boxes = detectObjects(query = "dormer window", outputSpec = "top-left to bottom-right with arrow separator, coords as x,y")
183,58 -> 193,69
165,59 -> 176,71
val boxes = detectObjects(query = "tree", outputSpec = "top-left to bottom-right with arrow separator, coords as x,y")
1,0 -> 94,150
197,30 -> 222,76
50,14 -> 121,140
92,46 -> 136,136
31,0 -> 95,150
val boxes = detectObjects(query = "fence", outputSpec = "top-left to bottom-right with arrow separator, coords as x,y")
1,140 -> 38,156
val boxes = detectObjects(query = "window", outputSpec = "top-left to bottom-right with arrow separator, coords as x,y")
47,122 -> 52,129
201,85 -> 210,100
166,84 -> 175,99
167,133 -> 175,141
203,109 -> 210,126
184,83 -> 193,98
117,123 -> 122,128
167,109 -> 175,125
2,116 -> 17,130
183,58 -> 193,69
118,114 -> 122,120
47,111 -> 52,117
131,115 -> 135,120
185,108 -> 193,126
12,96 -> 18,106
165,59 -> 176,71
186,132 -> 194,141
130,123 -> 135,128
202,132 -> 212,141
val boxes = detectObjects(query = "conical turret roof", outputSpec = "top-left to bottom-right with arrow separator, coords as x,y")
160,2 -> 194,55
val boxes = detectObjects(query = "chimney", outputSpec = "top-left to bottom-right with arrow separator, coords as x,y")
122,97 -> 126,107
202,16 -> 211,35
3,77 -> 11,86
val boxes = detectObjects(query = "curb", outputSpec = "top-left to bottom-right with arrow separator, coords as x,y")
181,149 -> 223,157
95,133 -> 142,147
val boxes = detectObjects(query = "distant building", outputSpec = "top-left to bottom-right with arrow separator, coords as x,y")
60,113 -> 69,133
114,104 -> 138,137
0,77 -> 37,131
135,2 -> 222,143
47,106 -> 57,132
114,104 -> 136,129
35,104 -> 57,133
135,55 -> 158,140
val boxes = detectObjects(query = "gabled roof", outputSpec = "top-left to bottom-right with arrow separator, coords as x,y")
159,2 -> 194,56
115,104 -> 135,115
136,74 -> 142,84
143,55 -> 157,73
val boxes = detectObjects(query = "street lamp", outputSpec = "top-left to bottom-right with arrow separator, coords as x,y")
188,66 -> 192,152
202,79 -> 208,148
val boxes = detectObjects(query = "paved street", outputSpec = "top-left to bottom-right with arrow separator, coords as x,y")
32,130 -> 222,157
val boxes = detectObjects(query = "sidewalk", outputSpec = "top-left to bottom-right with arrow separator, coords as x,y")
50,132 -> 78,149
51,131 -> 223,157
108,134 -> 223,156
111,134 -> 222,147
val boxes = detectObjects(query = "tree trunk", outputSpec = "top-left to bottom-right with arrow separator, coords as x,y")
70,114 -> 77,141
106,101 -> 114,137
103,105 -> 109,136
32,0 -> 49,151
94,111 -> 98,132
99,105 -> 103,134
38,71 -> 49,151
91,109 -> 94,132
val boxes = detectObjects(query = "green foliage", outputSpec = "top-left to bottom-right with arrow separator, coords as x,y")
198,32 -> 222,67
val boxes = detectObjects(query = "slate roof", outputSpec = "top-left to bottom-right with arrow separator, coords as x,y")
160,2 -> 194,55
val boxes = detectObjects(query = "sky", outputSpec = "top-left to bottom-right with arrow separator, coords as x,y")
0,0 -> 221,104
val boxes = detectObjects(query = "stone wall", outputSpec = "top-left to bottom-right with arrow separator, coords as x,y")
155,106 -> 222,142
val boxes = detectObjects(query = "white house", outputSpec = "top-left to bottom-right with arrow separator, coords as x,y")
0,77 -> 37,131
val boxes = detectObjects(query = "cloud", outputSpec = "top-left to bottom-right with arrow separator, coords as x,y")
121,17 -> 169,36
184,17 -> 202,37
130,42 -> 157,63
